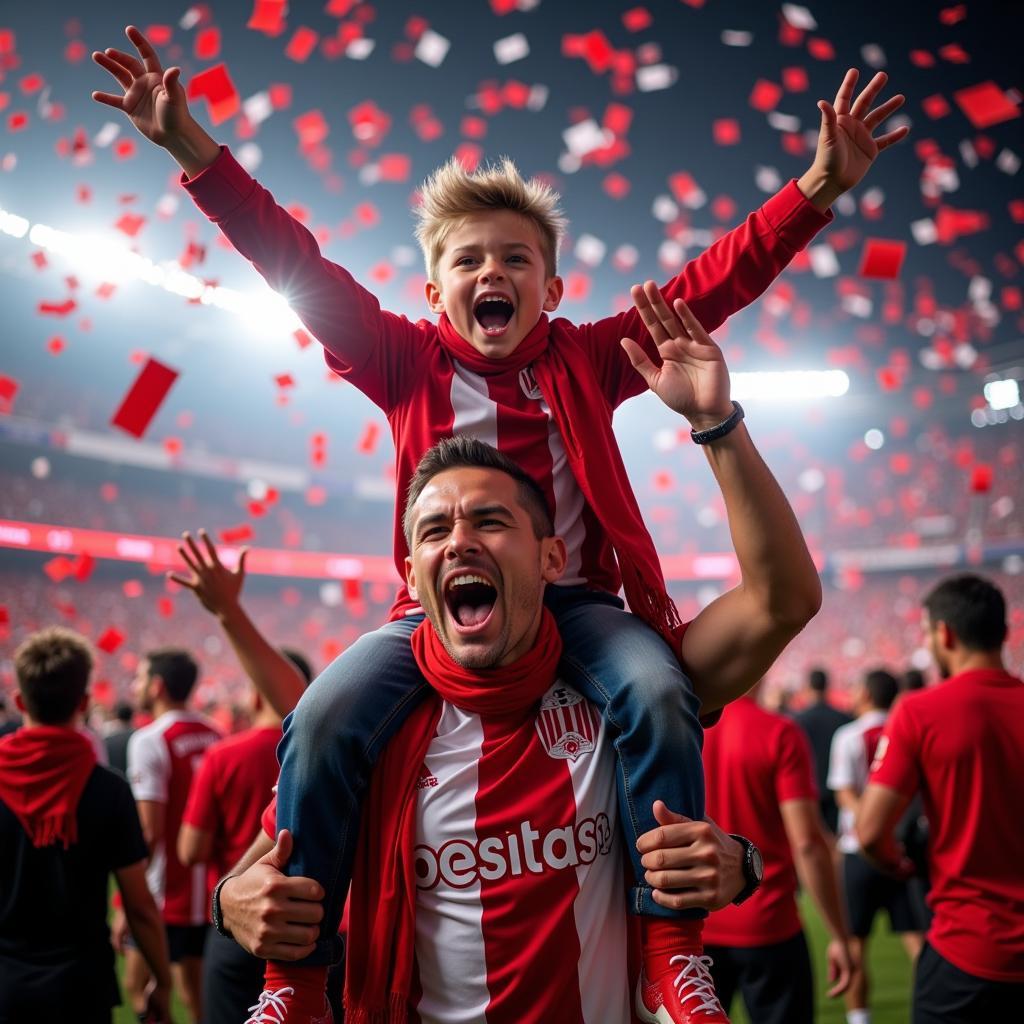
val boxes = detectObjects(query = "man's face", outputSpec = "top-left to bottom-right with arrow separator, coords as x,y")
922,611 -> 952,679
132,659 -> 155,713
425,210 -> 563,360
405,466 -> 566,669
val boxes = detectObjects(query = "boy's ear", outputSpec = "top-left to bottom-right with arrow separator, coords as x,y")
425,280 -> 445,314
543,275 -> 564,313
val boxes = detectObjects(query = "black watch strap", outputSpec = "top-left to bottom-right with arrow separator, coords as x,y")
690,401 -> 745,445
211,874 -> 235,938
729,833 -> 764,906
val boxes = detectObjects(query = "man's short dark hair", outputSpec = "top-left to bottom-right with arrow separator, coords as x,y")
281,648 -> 314,685
864,669 -> 899,711
403,436 -> 554,544
901,668 -> 926,692
808,667 -> 828,693
114,701 -> 134,724
14,627 -> 94,725
923,574 -> 1007,652
145,648 -> 199,703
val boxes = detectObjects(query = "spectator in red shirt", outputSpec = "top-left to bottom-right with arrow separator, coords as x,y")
697,687 -> 853,1024
172,529 -> 314,1024
858,574 -> 1024,1023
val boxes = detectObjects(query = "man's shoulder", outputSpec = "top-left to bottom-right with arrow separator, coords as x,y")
208,725 -> 279,760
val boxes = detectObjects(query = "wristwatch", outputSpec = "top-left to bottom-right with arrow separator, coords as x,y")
729,834 -> 764,906
211,874 -> 236,938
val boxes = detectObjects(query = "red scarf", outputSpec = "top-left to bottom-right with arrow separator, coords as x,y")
344,609 -> 563,1023
436,313 -> 686,652
0,726 -> 96,848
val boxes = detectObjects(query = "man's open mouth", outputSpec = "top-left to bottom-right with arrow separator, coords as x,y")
473,294 -> 515,336
444,573 -> 498,632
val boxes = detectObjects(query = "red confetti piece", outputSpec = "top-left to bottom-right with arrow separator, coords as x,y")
749,80 -> 782,112
157,597 -> 175,618
38,298 -> 77,316
807,37 -> 835,61
96,627 -> 126,654
295,109 -> 329,146
357,421 -> 381,453
859,239 -> 907,279
31,250 -> 47,269
909,50 -> 935,68
123,580 -> 144,598
939,4 -> 967,25
65,40 -> 87,63
43,556 -> 75,583
220,524 -> 255,544
602,172 -> 630,199
47,336 -> 65,355
922,94 -> 951,119
195,27 -> 221,60
144,25 -> 173,46
293,328 -> 313,349
969,464 -> 993,493
938,43 -> 969,64
285,26 -> 319,62
163,437 -> 183,456
275,373 -> 295,389
187,63 -> 240,126
113,139 -> 136,160
0,374 -> 19,414
95,282 -> 117,300
0,30 -> 15,54
115,213 -> 146,237
110,357 -> 180,439
782,66 -> 808,92
952,81 -> 1020,129
248,0 -> 288,36
20,73 -> 44,94
7,111 -> 28,132
622,7 -> 652,32
712,119 -> 740,145
377,153 -> 411,182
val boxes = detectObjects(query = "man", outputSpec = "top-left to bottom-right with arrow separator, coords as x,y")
829,669 -> 925,1024
858,574 -> 1024,1022
793,667 -> 851,835
700,684 -> 854,1023
179,653 -> 311,1024
0,627 -> 171,1023
103,700 -> 136,777
122,648 -> 222,1022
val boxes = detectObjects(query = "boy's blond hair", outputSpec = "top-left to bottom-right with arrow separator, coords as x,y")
414,157 -> 567,282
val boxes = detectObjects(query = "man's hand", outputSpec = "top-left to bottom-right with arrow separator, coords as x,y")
635,801 -> 745,911
220,829 -> 325,960
142,980 -> 172,1024
92,26 -> 192,146
621,283 -> 733,432
110,906 -> 130,953
168,529 -> 248,620
799,69 -> 909,210
825,937 -> 856,998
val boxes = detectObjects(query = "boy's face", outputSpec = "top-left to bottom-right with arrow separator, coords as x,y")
425,210 -> 563,359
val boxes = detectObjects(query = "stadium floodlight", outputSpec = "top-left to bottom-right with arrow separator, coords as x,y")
0,208 -> 30,238
983,377 -> 1020,411
729,369 -> 850,400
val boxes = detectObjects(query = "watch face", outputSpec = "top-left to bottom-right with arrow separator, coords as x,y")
751,847 -> 764,882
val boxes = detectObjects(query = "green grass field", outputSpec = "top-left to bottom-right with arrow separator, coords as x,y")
113,893 -> 915,1023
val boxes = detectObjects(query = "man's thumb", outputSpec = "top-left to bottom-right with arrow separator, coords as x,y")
652,799 -> 692,827
267,827 -> 293,869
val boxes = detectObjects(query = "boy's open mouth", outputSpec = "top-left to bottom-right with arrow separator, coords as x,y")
444,573 -> 498,632
473,294 -> 515,336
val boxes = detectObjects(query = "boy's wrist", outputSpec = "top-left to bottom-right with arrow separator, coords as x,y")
164,119 -> 221,179
796,167 -> 844,212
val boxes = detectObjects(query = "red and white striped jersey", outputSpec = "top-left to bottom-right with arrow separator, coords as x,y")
826,709 -> 888,854
410,681 -> 628,1024
127,711 -> 222,925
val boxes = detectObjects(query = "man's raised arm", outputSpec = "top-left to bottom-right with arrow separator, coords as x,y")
621,284 -> 821,714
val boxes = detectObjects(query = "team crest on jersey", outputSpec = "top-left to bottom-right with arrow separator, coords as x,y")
417,762 -> 438,789
535,687 -> 599,761
518,366 -> 543,401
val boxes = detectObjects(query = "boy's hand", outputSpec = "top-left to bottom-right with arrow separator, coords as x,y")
621,282 -> 733,432
92,26 -> 191,146
798,68 -> 909,210
168,529 -> 248,621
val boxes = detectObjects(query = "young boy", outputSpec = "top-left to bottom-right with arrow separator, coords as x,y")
93,26 -> 907,1023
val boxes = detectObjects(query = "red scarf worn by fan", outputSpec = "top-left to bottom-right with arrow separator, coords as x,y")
0,726 -> 96,848
344,609 -> 563,1024
436,312 -> 687,653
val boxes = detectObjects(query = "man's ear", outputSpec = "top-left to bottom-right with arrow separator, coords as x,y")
937,620 -> 956,651
543,275 -> 564,313
77,694 -> 89,715
541,536 -> 568,584
425,280 -> 445,315
405,555 -> 419,601
14,692 -> 26,714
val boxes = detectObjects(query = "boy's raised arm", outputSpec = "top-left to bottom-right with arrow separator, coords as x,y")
92,27 -> 420,413
587,70 -> 908,404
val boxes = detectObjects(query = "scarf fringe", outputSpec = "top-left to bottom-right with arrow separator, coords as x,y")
344,991 -> 409,1024
626,566 -> 684,644
30,811 -> 77,850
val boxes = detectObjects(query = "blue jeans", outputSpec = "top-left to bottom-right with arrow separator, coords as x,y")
276,586 -> 706,964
